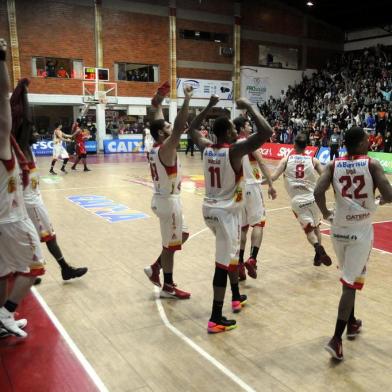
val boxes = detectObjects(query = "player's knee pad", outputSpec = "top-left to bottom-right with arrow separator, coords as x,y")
182,232 -> 189,243
213,264 -> 228,287
304,224 -> 315,234
163,246 -> 177,253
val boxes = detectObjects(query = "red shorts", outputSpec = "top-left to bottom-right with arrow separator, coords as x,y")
76,142 -> 86,155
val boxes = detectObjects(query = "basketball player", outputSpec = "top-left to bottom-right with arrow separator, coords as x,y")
143,83 -> 192,299
142,122 -> 154,158
269,133 -> 332,266
10,78 -> 88,283
188,96 -> 273,333
314,126 -> 392,360
233,116 -> 277,281
49,123 -> 73,174
71,120 -> 91,171
0,39 -> 45,338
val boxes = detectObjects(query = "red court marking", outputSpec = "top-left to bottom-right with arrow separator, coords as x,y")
0,292 -> 99,392
321,221 -> 392,254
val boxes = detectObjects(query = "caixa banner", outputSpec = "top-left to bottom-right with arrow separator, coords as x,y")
32,140 -> 97,156
103,139 -> 145,154
316,147 -> 347,164
259,143 -> 318,160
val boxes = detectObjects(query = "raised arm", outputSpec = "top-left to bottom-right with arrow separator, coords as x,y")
162,84 -> 192,150
369,159 -> 392,204
313,158 -> 324,176
188,95 -> 218,150
314,162 -> 334,219
230,98 -> 273,162
0,39 -> 11,160
252,149 -> 277,199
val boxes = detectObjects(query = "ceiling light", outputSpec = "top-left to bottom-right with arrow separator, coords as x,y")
307,1 -> 314,6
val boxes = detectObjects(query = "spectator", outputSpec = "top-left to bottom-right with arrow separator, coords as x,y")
371,131 -> 384,151
384,131 -> 392,152
57,66 -> 69,78
329,127 -> 341,160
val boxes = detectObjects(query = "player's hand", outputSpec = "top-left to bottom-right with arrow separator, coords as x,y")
268,185 -> 277,200
323,209 -> 334,222
0,39 -> 7,53
208,94 -> 219,107
376,195 -> 386,205
236,97 -> 252,110
183,84 -> 193,98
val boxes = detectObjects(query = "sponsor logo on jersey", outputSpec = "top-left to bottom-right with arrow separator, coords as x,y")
346,212 -> 370,221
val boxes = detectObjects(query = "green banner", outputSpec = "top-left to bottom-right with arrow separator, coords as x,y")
368,152 -> 392,174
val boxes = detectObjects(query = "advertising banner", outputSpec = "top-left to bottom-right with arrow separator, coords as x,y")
368,151 -> 392,174
32,140 -> 97,155
260,143 -> 318,160
240,75 -> 269,106
177,78 -> 233,100
103,139 -> 144,154
316,147 -> 347,165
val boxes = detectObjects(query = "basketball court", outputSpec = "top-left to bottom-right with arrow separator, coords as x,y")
1,154 -> 391,392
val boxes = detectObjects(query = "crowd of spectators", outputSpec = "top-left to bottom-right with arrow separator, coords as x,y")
259,44 -> 392,153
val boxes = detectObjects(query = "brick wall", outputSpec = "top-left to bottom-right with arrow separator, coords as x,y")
177,19 -> 233,65
0,0 -> 12,86
242,2 -> 303,37
101,8 -> 169,97
15,0 -> 95,95
241,39 -> 302,68
177,67 -> 232,80
177,0 -> 234,15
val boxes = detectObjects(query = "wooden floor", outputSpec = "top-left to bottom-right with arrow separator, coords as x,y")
29,153 -> 392,391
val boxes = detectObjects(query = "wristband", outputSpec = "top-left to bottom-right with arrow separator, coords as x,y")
0,51 -> 6,61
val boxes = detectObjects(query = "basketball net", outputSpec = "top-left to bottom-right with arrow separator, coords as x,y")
97,91 -> 108,107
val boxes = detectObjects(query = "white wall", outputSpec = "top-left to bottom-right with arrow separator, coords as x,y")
345,28 -> 392,51
240,66 -> 316,104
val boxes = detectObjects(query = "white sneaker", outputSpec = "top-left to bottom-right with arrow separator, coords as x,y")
0,319 -> 27,338
0,307 -> 28,338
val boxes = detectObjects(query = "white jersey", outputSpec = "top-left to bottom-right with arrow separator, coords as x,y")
144,128 -> 154,152
238,138 -> 262,185
203,144 -> 244,210
0,152 -> 28,224
284,154 -> 317,202
149,145 -> 181,197
23,152 -> 43,207
332,155 -> 376,226
53,128 -> 62,145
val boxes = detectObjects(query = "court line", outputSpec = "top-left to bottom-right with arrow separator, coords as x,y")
154,286 -> 256,392
320,220 -> 392,256
32,288 -> 109,392
40,185 -> 132,192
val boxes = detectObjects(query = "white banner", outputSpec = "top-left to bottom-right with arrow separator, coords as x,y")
177,78 -> 233,100
240,75 -> 269,106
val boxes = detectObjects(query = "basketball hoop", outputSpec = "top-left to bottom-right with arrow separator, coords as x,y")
98,91 -> 108,107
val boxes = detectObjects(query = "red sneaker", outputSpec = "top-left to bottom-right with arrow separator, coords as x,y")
347,319 -> 362,339
244,257 -> 257,279
238,263 -> 246,281
160,283 -> 191,299
324,337 -> 343,360
232,294 -> 247,313
144,262 -> 161,287
151,81 -> 170,107
207,316 -> 236,333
